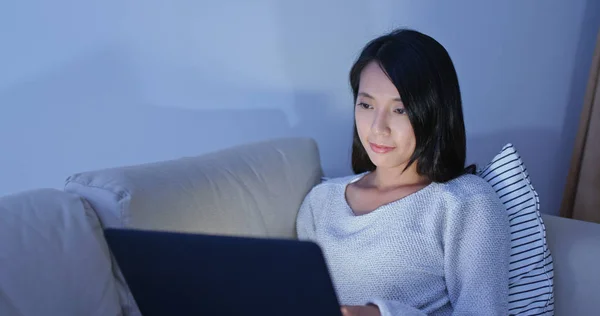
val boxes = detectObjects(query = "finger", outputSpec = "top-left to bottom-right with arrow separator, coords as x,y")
340,306 -> 348,316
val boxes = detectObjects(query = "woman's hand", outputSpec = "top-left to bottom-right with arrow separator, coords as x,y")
340,304 -> 381,316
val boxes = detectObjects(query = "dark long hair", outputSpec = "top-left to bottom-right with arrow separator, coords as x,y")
350,29 -> 475,183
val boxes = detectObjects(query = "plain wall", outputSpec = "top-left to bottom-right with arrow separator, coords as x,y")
1,0 -> 598,215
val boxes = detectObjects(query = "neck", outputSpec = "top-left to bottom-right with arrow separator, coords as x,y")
370,163 -> 430,190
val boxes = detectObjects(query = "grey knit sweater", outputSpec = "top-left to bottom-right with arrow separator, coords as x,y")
296,173 -> 510,316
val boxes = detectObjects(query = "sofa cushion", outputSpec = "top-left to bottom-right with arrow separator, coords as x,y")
478,144 -> 554,315
0,189 -> 122,316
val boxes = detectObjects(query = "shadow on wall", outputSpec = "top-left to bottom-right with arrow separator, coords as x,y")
270,0 -> 374,179
0,44 -> 354,195
290,91 -> 354,178
0,0 -> 394,196
0,46 -> 141,194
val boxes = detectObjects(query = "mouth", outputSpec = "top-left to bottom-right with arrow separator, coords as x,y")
369,142 -> 396,154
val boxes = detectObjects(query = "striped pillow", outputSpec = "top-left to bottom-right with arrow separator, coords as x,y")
478,144 -> 554,316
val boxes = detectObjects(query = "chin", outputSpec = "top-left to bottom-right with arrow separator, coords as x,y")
366,154 -> 393,168
366,152 -> 407,169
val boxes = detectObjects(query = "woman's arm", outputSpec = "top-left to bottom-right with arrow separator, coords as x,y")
443,190 -> 510,315
295,188 -> 317,241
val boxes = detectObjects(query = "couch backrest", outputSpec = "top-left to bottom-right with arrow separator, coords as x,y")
65,137 -> 323,239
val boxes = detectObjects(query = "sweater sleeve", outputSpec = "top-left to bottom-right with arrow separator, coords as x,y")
295,188 -> 317,241
443,191 -> 510,315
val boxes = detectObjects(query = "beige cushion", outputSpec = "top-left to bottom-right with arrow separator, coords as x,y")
0,189 -> 122,316
65,137 -> 322,238
542,214 -> 600,316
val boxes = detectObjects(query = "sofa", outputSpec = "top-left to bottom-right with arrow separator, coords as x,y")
0,137 -> 598,316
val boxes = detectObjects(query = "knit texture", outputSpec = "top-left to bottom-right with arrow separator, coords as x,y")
296,173 -> 510,316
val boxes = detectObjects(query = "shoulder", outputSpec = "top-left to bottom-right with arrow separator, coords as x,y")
436,174 -> 504,215
301,173 -> 363,206
320,173 -> 366,186
438,173 -> 498,202
308,173 -> 364,196
437,175 -> 509,244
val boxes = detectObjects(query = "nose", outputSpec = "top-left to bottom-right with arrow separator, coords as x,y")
371,111 -> 391,136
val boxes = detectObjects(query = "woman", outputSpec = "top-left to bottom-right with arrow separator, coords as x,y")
296,29 -> 510,316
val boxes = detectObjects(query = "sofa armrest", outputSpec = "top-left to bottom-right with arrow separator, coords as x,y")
0,189 -> 122,316
541,214 -> 600,316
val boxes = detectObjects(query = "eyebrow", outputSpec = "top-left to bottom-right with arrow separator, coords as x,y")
358,92 -> 402,102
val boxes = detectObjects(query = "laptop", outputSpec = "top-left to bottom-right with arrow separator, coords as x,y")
104,228 -> 343,316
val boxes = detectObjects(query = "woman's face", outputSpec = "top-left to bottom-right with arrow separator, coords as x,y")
355,61 -> 416,171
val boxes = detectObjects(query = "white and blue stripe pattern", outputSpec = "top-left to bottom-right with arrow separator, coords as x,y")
478,144 -> 554,315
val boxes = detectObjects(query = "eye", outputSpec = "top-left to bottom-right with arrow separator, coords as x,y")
357,102 -> 372,110
394,108 -> 406,115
